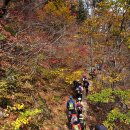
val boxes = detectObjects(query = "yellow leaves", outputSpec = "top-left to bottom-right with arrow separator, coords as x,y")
102,73 -> 124,83
12,108 -> 41,130
42,68 -> 83,84
39,67 -> 83,84
24,81 -> 33,89
74,34 -> 81,38
15,103 -> 24,111
111,108 -> 120,115
65,70 -> 83,84
0,33 -> 7,40
0,80 -> 7,89
33,108 -> 41,114
45,2 -> 56,12
19,75 -> 32,82
104,107 -> 130,129
40,68 -> 66,79
103,121 -> 115,130
7,103 -> 25,111
128,44 -> 130,49
37,1 -> 74,27
102,76 -> 107,81
12,117 -> 29,130
56,68 -> 66,78
89,86 -> 94,91
109,73 -> 123,83
0,80 -> 8,93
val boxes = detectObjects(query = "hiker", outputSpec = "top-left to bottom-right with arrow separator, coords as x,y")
73,80 -> 80,89
75,85 -> 83,100
67,110 -> 78,129
66,96 -> 76,122
66,96 -> 75,114
83,77 -> 89,94
72,120 -> 82,130
97,63 -> 102,71
76,98 -> 83,116
89,67 -> 96,80
67,110 -> 72,122
95,125 -> 107,130
68,111 -> 79,129
82,75 -> 87,82
79,114 -> 86,130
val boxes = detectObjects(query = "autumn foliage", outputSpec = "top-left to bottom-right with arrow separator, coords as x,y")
0,0 -> 130,130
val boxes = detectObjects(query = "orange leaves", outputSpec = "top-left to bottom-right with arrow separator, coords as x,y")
37,1 -> 75,31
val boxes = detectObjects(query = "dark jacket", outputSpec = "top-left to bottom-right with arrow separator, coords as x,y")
73,80 -> 80,88
83,80 -> 89,88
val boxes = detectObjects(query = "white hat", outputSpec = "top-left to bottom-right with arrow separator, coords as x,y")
78,97 -> 81,101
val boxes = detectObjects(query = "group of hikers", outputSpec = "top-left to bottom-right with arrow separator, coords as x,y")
66,76 -> 89,130
66,95 -> 85,130
66,75 -> 107,130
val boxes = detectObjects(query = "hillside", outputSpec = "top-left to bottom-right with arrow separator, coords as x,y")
0,0 -> 130,130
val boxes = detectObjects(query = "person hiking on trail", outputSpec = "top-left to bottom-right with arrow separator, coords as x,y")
82,75 -> 87,81
68,111 -> 78,129
68,110 -> 73,122
73,80 -> 80,89
66,96 -> 75,113
67,96 -> 76,122
83,77 -> 89,94
76,85 -> 83,100
89,67 -> 96,80
72,120 -> 82,130
76,98 -> 83,116
97,63 -> 102,71
79,114 -> 86,130
95,125 -> 107,130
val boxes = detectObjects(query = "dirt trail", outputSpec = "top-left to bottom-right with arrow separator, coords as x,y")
82,80 -> 96,130
50,81 -> 95,130
82,92 -> 89,130
55,81 -> 95,130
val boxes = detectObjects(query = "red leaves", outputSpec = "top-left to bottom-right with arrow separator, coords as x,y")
78,45 -> 89,56
48,58 -> 63,65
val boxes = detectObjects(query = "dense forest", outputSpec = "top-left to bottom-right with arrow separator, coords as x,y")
0,0 -> 130,130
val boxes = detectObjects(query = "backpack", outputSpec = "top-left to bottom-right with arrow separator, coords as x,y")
71,115 -> 78,124
85,82 -> 89,87
68,101 -> 74,110
76,86 -> 82,93
97,64 -> 102,70
76,102 -> 82,109
73,81 -> 79,88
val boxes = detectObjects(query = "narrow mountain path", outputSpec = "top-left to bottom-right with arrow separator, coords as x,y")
64,79 -> 96,130
82,80 -> 96,130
